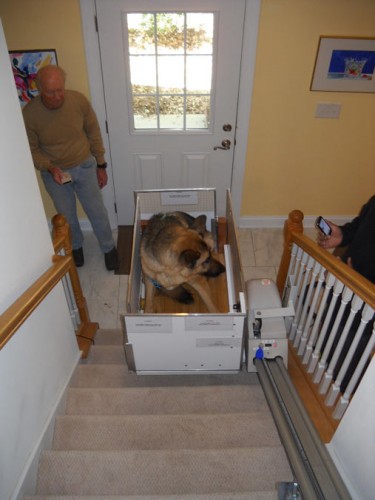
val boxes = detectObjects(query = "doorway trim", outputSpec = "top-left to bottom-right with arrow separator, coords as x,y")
79,0 -> 260,227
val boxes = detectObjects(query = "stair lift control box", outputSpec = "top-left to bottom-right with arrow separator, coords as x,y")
246,279 -> 294,372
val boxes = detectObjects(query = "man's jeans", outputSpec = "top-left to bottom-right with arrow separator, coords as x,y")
41,156 -> 115,253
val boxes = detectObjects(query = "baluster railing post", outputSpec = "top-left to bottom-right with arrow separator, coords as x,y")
52,214 -> 90,324
276,209 -> 304,296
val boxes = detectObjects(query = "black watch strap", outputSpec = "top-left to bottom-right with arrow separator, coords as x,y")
97,162 -> 107,169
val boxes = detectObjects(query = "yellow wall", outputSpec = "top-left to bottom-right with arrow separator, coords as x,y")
243,0 -> 375,216
1,0 -> 374,220
0,0 -> 88,219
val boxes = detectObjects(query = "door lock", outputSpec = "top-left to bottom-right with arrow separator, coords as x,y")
223,124 -> 232,131
214,139 -> 231,151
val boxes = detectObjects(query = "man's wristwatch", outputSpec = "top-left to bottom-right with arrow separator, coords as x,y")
97,162 -> 107,169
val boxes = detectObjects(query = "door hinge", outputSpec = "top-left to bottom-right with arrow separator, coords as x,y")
114,202 -> 117,214
105,120 -> 109,134
94,15 -> 98,33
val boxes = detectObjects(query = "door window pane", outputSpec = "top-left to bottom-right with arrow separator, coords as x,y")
158,55 -> 184,93
126,12 -> 214,131
186,13 -> 214,55
133,96 -> 157,129
186,95 -> 210,129
160,96 -> 184,129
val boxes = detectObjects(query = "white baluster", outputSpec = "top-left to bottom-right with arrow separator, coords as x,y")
289,250 -> 309,341
318,286 -> 354,392
324,295 -> 363,403
300,264 -> 324,359
313,278 -> 345,383
333,318 -> 375,419
307,272 -> 336,372
294,255 -> 315,348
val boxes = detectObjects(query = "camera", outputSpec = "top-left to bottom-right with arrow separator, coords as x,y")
315,216 -> 332,237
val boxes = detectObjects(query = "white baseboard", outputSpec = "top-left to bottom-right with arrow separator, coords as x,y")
238,215 -> 354,229
49,216 -> 354,231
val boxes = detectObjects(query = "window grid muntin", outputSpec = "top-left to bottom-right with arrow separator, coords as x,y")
126,12 -> 214,132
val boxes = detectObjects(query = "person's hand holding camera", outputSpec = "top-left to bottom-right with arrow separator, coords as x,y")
317,220 -> 343,249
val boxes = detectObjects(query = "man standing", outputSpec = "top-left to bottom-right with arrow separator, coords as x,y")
23,64 -> 118,270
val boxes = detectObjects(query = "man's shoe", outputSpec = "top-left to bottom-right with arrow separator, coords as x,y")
72,247 -> 84,267
105,247 -> 118,271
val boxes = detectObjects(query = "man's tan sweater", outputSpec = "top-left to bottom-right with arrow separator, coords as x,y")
23,90 -> 106,171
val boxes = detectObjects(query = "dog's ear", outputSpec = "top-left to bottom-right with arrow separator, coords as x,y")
192,215 -> 207,233
179,249 -> 201,269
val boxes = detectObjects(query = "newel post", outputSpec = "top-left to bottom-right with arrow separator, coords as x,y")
52,214 -> 90,324
52,213 -> 72,254
276,209 -> 304,296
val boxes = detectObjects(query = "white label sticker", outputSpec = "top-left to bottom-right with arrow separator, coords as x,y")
125,316 -> 173,333
186,316 -> 234,331
196,338 -> 242,348
161,191 -> 198,205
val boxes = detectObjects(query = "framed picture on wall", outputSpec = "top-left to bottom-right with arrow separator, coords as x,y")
310,37 -> 375,93
8,49 -> 58,107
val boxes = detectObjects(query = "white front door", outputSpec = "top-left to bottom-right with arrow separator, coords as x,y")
96,0 -> 246,224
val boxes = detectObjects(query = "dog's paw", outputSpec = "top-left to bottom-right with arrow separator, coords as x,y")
177,288 -> 194,304
165,285 -> 194,304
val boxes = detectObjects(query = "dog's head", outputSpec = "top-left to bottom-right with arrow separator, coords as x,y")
188,214 -> 215,251
178,235 -> 225,279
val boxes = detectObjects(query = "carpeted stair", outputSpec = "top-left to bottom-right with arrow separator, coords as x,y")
26,329 -> 293,499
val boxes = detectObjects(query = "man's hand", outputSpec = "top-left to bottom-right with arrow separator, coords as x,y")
96,167 -> 108,189
48,166 -> 65,184
317,220 -> 343,249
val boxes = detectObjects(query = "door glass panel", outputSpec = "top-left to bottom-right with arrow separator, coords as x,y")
126,12 -> 214,131
160,96 -> 184,129
133,96 -> 157,129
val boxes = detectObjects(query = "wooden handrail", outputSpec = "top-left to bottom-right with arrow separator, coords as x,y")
0,256 -> 71,349
276,211 -> 375,307
276,209 -> 375,442
0,215 -> 98,356
291,232 -> 375,308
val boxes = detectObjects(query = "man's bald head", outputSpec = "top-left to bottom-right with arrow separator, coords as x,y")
36,65 -> 67,110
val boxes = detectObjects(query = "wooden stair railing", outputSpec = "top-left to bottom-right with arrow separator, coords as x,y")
276,210 -> 375,443
51,214 -> 98,358
0,256 -> 72,350
0,215 -> 98,357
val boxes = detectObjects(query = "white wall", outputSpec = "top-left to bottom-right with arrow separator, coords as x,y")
328,357 -> 375,500
0,20 -> 80,499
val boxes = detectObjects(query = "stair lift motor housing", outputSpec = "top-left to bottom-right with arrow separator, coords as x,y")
246,279 -> 292,372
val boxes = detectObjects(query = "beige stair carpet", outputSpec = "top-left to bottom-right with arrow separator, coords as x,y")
29,329 -> 293,498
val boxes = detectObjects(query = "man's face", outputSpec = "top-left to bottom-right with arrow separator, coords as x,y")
40,71 -> 65,110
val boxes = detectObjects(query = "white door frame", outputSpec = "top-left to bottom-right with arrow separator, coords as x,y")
79,0 -> 260,228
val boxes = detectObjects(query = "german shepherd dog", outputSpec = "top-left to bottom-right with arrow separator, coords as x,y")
140,211 -> 225,313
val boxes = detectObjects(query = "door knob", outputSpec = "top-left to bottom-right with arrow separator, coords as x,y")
214,139 -> 231,151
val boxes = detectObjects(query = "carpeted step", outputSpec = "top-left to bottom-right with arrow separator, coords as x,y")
36,448 -> 293,496
65,385 -> 269,415
70,364 -> 259,388
26,491 -> 278,499
93,328 -> 123,345
53,412 -> 281,450
83,345 -> 125,364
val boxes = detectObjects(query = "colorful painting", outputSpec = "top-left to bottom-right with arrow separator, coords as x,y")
328,50 -> 375,80
311,37 -> 375,93
9,49 -> 58,107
